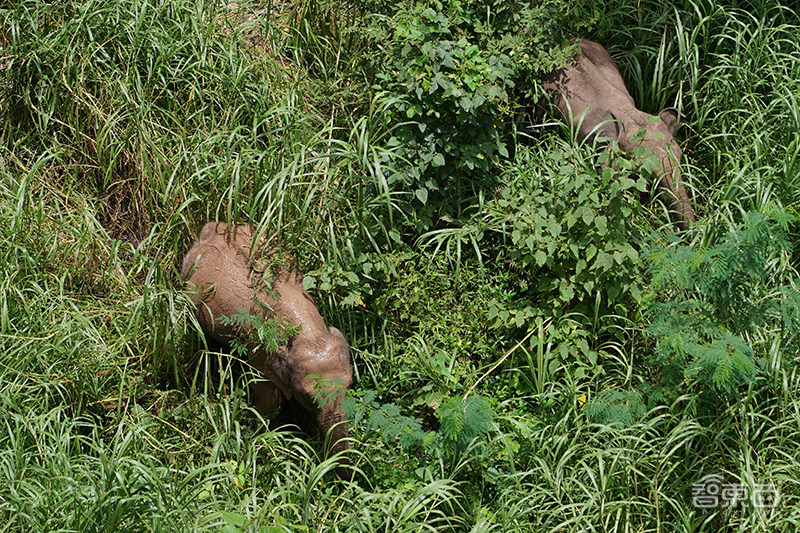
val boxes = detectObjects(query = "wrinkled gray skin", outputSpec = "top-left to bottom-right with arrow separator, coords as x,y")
181,222 -> 353,478
543,39 -> 695,232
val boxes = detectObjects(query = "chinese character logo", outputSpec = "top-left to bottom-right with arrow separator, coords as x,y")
692,474 -> 724,509
692,474 -> 779,509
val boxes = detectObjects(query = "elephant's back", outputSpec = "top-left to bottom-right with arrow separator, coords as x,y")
181,222 -> 266,342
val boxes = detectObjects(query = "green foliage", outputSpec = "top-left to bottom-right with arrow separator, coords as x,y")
374,0 -> 514,228
486,144 -> 647,317
436,395 -> 494,454
427,140 -> 649,377
362,0 -> 593,231
286,0 -> 370,84
217,307 -> 302,358
310,375 -> 346,409
585,388 -> 646,426
645,210 -> 799,397
344,390 -> 495,458
343,390 -> 428,451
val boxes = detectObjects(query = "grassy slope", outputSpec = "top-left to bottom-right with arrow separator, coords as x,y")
1,0 -> 799,531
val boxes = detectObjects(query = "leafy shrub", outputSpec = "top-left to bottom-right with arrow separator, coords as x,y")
487,146 -> 647,315
359,0 -> 593,232
218,308 -> 302,358
373,1 -> 514,229
342,389 -> 495,480
344,389 -> 427,450
436,395 -> 494,456
644,209 -> 800,398
457,140 -> 650,376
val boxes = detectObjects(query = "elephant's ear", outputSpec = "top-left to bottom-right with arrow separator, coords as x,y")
659,107 -> 680,134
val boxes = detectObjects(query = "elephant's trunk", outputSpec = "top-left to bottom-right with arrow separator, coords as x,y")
316,404 -> 352,480
657,152 -> 695,233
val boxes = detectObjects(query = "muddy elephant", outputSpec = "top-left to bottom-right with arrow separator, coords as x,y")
543,39 -> 695,232
181,222 -> 353,478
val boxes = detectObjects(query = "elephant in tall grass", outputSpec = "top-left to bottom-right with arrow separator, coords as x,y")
181,222 -> 353,477
543,39 -> 695,231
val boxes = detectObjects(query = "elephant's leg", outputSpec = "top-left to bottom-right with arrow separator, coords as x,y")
248,377 -> 286,422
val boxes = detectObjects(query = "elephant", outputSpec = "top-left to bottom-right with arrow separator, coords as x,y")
180,222 -> 354,478
543,39 -> 695,232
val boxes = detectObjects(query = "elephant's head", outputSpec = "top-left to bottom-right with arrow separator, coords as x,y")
617,107 -> 694,232
286,327 -> 353,478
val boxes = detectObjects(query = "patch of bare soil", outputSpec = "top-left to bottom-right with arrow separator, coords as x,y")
96,155 -> 152,248
217,0 -> 295,67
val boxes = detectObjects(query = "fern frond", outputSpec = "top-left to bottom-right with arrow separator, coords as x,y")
687,333 -> 757,394
436,395 -> 494,451
585,389 -> 646,427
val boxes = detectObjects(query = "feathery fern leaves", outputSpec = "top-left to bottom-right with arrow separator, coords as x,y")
585,389 -> 646,427
644,209 -> 798,397
436,395 -> 494,454
685,333 -> 758,395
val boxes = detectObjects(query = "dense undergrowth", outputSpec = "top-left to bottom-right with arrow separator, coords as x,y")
1,0 -> 799,530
